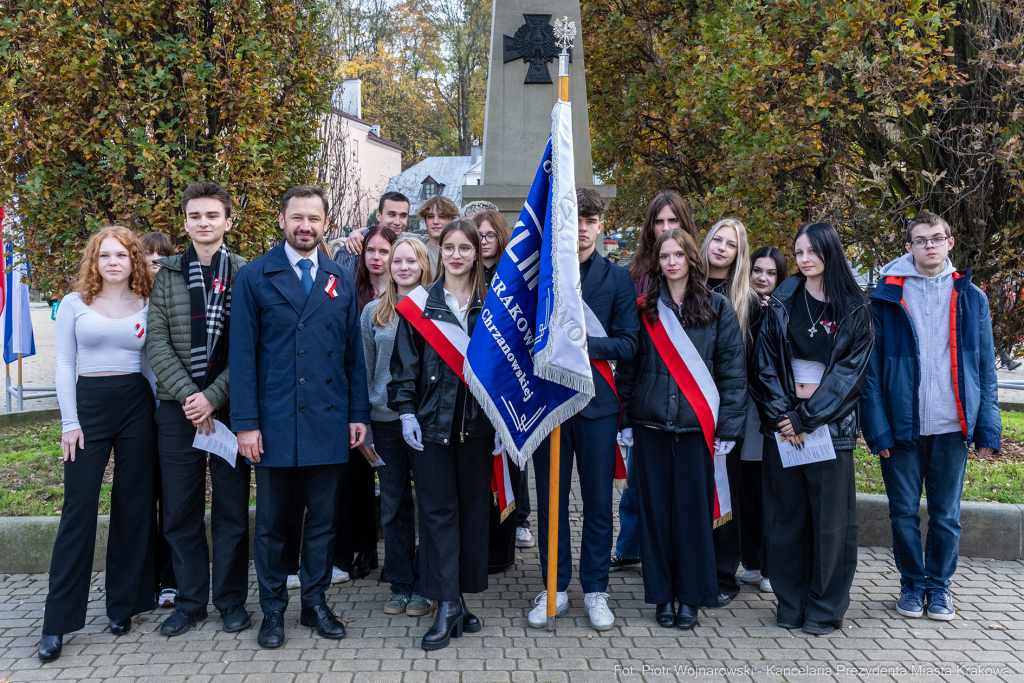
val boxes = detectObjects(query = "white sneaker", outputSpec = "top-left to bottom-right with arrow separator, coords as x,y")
157,588 -> 177,608
738,568 -> 762,584
583,592 -> 615,631
528,590 -> 568,628
331,566 -> 350,584
515,526 -> 535,548
286,574 -> 301,589
759,578 -> 773,593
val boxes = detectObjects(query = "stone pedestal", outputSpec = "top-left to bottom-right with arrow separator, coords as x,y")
463,0 -> 615,227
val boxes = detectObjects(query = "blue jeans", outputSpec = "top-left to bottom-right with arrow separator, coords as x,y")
373,420 -> 418,596
879,432 -> 968,590
614,445 -> 641,560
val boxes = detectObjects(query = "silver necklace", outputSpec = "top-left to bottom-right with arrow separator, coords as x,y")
804,287 -> 827,337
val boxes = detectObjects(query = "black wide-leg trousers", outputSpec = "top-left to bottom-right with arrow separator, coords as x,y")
768,445 -> 857,627
634,427 -> 718,608
155,401 -> 251,615
43,374 -> 157,636
411,437 -> 491,601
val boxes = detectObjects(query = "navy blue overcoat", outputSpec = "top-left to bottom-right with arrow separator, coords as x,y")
229,242 -> 371,467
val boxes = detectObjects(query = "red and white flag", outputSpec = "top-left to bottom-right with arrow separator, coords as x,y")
640,296 -> 732,526
396,286 -> 516,519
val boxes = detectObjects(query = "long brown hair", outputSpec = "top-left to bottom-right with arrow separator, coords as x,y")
438,218 -> 487,302
629,191 -> 698,283
372,236 -> 434,328
76,226 -> 153,305
472,209 -> 511,262
641,229 -> 716,328
354,225 -> 397,312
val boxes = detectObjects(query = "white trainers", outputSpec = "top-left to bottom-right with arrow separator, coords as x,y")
515,526 -> 535,548
331,566 -> 350,584
157,588 -> 177,608
738,568 -> 762,584
759,578 -> 773,593
528,590 -> 568,628
286,574 -> 301,590
583,592 -> 615,631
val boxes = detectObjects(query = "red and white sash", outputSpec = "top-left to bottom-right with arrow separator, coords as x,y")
396,286 -> 516,520
640,296 -> 732,526
581,302 -> 628,488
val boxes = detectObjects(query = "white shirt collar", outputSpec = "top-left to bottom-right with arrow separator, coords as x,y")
442,287 -> 469,330
284,242 -> 318,282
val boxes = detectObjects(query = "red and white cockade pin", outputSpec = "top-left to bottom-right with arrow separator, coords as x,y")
212,277 -> 226,294
325,274 -> 338,299
134,322 -> 145,338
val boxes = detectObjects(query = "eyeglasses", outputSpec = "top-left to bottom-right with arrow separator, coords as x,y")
441,244 -> 475,256
480,233 -> 497,244
911,236 -> 950,248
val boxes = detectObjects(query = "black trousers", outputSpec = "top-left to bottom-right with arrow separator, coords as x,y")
285,470 -> 305,574
155,401 -> 251,615
254,464 -> 345,612
43,374 -> 156,636
516,459 -> 532,528
739,460 -> 764,573
635,428 -> 718,607
487,457 -> 522,573
411,437 -> 491,601
334,447 -> 377,570
712,438 -> 743,598
760,436 -> 779,579
768,445 -> 857,627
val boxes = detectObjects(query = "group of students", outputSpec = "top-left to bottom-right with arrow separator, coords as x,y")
39,179 -> 1001,662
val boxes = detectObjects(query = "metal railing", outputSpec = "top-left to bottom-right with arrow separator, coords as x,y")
998,380 -> 1024,391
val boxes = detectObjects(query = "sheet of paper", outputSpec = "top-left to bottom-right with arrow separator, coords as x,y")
193,419 -> 238,468
775,424 -> 836,468
366,445 -> 385,468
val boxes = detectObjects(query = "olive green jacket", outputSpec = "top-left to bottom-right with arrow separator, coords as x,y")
145,251 -> 247,408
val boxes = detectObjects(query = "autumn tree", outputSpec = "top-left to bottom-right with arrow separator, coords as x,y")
0,0 -> 337,296
583,0 -> 1024,347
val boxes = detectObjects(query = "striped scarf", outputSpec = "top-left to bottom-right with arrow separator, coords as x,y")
184,243 -> 232,390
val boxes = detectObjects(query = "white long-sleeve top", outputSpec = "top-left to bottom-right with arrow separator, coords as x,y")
55,292 -> 156,432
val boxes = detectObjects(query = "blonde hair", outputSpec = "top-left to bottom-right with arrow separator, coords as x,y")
700,218 -> 757,347
371,235 -> 434,328
76,225 -> 153,305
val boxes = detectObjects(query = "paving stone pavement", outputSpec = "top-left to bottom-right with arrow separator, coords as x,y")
1,474 -> 1022,682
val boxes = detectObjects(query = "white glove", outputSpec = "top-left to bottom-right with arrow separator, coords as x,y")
492,432 -> 506,456
619,428 -> 634,448
400,414 -> 423,451
714,438 -> 735,456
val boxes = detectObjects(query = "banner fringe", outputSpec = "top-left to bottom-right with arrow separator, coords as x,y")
712,511 -> 733,529
613,478 -> 626,490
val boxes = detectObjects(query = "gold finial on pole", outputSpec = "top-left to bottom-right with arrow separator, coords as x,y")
553,16 -> 576,103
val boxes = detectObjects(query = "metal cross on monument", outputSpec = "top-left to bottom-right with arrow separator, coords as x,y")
503,14 -> 573,85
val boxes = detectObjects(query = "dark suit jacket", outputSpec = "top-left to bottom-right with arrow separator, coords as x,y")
229,242 -> 371,467
581,252 -> 641,420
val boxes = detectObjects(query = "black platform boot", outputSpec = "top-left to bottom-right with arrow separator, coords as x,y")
421,599 -> 464,651
461,594 -> 482,633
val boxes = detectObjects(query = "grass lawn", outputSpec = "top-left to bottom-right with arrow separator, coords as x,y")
0,420 -> 255,516
2,414 -> 1023,515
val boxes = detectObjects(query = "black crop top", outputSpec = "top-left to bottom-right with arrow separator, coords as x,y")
788,284 -> 835,365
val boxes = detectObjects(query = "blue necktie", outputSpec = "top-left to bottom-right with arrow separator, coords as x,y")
298,258 -> 314,295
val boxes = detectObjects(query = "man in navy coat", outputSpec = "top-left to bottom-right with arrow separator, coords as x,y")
230,185 -> 370,649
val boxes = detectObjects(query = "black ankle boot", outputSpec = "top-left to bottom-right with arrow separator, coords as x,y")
460,594 -> 481,633
676,603 -> 699,630
38,635 -> 62,662
655,602 -> 675,628
421,599 -> 464,651
350,550 -> 379,580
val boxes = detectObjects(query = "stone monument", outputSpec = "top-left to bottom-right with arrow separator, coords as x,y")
462,1 -> 615,224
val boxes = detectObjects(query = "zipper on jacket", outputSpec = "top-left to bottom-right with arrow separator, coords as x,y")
460,402 -> 467,443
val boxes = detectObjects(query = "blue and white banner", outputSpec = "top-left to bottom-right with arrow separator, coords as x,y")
464,101 -> 595,467
3,225 -> 35,364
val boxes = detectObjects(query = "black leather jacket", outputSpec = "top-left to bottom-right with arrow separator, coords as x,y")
615,288 -> 748,440
751,275 -> 874,450
387,278 -> 493,446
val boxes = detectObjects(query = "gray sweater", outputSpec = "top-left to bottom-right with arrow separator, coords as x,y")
361,299 -> 400,443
